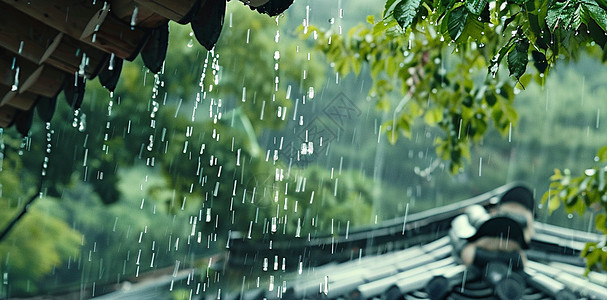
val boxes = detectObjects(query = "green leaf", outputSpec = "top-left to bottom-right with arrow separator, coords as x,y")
546,1 -> 577,30
531,50 -> 548,73
394,0 -> 423,30
599,166 -> 606,191
584,243 -> 601,275
424,107 -> 444,125
367,15 -> 375,24
464,15 -> 485,40
448,6 -> 469,41
352,55 -> 362,74
398,112 -> 413,138
376,98 -> 391,112
550,168 -> 563,180
386,127 -> 399,144
596,214 -> 607,234
583,1 -> 607,31
512,0 -> 530,5
465,0 -> 488,15
507,36 -> 529,80
548,192 -> 561,212
516,73 -> 533,89
484,91 -> 497,106
541,190 -> 551,204
572,4 -> 583,30
598,146 -> 607,161
384,0 -> 400,17
489,43 -> 513,78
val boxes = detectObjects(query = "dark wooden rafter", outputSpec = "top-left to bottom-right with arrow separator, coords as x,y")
0,48 -> 62,109
20,65 -> 66,98
1,0 -> 148,60
42,33 -> 109,79
111,0 -> 174,28
0,50 -> 38,89
131,0 -> 201,24
1,91 -> 38,111
0,4 -> 109,79
0,0 -> 295,134
0,3 -> 58,64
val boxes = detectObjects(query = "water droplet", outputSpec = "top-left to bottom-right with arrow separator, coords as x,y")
11,66 -> 19,91
108,53 -> 115,70
130,6 -> 139,29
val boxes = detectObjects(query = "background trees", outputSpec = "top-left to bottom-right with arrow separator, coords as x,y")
0,2 -> 373,296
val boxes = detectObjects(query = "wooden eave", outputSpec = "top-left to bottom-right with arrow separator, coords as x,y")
0,0 -> 292,135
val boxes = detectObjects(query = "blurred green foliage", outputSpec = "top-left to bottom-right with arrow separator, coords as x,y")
0,134 -> 80,296
0,2 -> 373,297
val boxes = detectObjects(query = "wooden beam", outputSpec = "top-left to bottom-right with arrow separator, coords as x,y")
0,50 -> 38,90
8,92 -> 38,111
109,0 -> 169,28
134,0 -> 200,23
20,65 -> 65,98
0,0 -> 108,42
2,0 -> 149,60
1,93 -> 37,111
92,13 -> 150,61
41,33 -> 109,79
0,84 -> 36,111
0,49 -> 62,104
0,2 -> 59,64
0,4 -> 107,79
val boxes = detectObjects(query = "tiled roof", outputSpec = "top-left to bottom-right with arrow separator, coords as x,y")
0,0 -> 293,134
275,231 -> 604,300
227,185 -> 607,300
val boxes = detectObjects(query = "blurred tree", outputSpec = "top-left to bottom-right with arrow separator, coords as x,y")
0,133 -> 80,297
0,2 -> 374,296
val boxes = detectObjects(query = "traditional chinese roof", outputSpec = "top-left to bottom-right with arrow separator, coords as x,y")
223,184 -> 607,300
0,0 -> 293,135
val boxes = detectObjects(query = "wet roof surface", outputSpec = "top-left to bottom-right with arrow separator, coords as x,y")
238,223 -> 606,300
95,184 -> 607,300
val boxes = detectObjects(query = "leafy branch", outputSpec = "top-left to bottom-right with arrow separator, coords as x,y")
543,146 -> 607,274
300,0 -> 607,173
